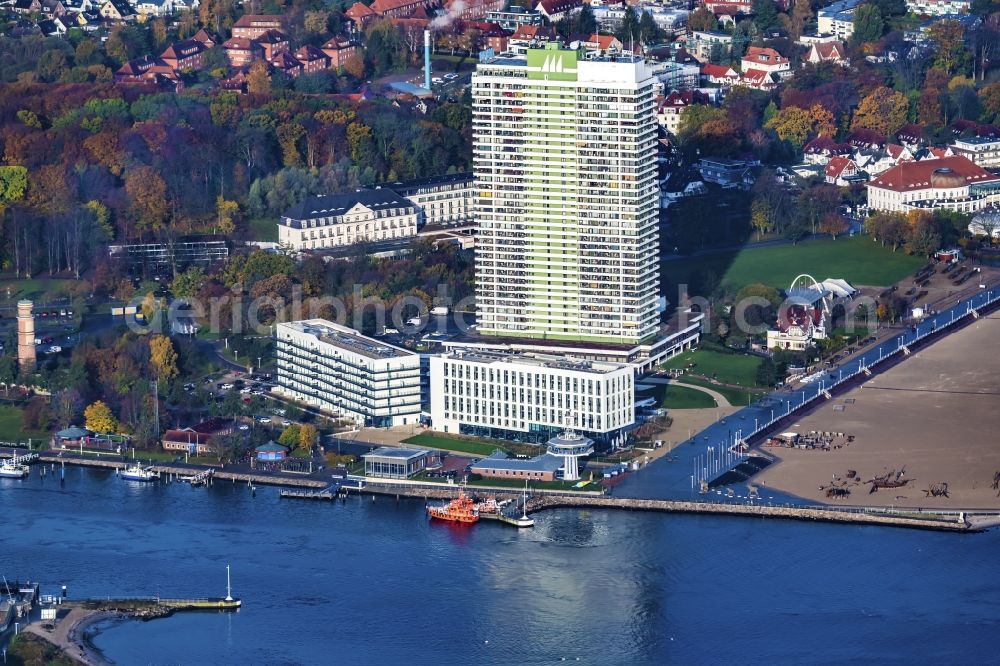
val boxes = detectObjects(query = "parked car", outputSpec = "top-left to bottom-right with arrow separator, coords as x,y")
281,419 -> 291,427
257,416 -> 271,423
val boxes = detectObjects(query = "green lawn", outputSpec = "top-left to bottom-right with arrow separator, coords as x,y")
641,384 -> 717,410
0,277 -> 82,302
0,405 -> 49,444
663,237 -> 924,295
247,217 -> 279,242
663,349 -> 763,387
403,433 -> 508,457
673,375 -> 760,407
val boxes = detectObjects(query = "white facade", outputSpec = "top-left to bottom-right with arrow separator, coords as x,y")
278,190 -> 418,251
430,350 -> 635,445
275,320 -> 421,427
950,137 -> 1000,168
817,0 -> 862,41
906,0 -> 970,14
472,45 -> 660,346
393,174 -> 475,227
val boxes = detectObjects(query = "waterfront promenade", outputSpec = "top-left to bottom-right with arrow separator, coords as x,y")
616,281 -> 1000,502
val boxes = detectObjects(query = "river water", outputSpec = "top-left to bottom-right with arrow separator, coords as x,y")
2,467 -> 998,665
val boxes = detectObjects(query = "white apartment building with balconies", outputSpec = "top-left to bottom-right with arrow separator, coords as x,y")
472,44 -> 661,347
275,320 -> 421,427
429,350 -> 634,448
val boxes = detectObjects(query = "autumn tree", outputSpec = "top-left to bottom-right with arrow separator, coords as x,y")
781,0 -> 813,40
85,400 -> 118,434
170,266 -> 205,299
125,166 -> 169,237
278,424 -> 301,448
979,82 -> 1000,125
868,211 -> 910,251
149,336 -> 179,382
247,61 -> 271,96
928,19 -> 966,74
0,165 -> 27,213
276,122 -> 306,167
820,212 -> 849,240
216,196 -> 240,233
751,199 -> 773,239
851,86 -> 909,136
688,6 -> 717,32
298,424 -> 317,451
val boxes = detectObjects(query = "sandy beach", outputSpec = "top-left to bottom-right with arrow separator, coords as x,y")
756,314 -> 1000,509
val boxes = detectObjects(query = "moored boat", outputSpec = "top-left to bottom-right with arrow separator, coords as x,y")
427,490 -> 479,524
0,461 -> 29,479
120,464 -> 160,481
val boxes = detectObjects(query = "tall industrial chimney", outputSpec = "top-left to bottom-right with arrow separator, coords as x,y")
424,30 -> 432,91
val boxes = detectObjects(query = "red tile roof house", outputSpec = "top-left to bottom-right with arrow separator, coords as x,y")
345,1 -> 377,29
256,28 -> 290,62
824,155 -> 860,185
573,32 -> 622,54
369,0 -> 434,18
700,63 -> 739,86
803,135 -> 853,165
223,36 -> 263,68
805,41 -> 847,65
533,0 -> 581,22
159,38 -> 207,71
295,44 -> 330,75
741,46 -> 790,74
114,54 -> 184,91
865,155 -> 1000,213
737,67 -> 777,91
322,37 -> 356,69
231,13 -> 286,39
271,51 -> 303,78
161,418 -> 235,456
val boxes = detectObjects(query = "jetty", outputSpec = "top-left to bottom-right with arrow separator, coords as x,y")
280,485 -> 338,501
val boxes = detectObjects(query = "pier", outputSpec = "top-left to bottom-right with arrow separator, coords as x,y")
279,485 -> 338,500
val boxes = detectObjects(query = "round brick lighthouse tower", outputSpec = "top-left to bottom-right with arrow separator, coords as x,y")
17,300 -> 36,370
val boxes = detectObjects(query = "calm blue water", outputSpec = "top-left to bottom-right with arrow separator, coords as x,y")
2,467 -> 999,665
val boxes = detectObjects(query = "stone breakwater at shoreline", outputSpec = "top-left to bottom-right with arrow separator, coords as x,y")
19,453 -> 1000,533
340,482 -> 1000,533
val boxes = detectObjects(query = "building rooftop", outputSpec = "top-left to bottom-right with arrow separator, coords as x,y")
445,349 -> 627,374
390,172 -> 473,194
256,441 -> 289,452
281,319 -> 416,360
471,452 -> 564,473
282,189 -> 415,223
868,156 -> 1000,192
363,447 -> 428,460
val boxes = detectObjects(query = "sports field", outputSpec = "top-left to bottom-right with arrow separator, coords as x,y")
663,237 -> 924,295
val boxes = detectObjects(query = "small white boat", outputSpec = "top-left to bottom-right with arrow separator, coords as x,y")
119,464 -> 159,481
0,461 -> 28,479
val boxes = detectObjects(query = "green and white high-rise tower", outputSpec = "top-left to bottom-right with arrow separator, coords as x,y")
472,44 -> 660,346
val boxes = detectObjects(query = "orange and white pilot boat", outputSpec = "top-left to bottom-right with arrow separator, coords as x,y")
427,490 -> 479,524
